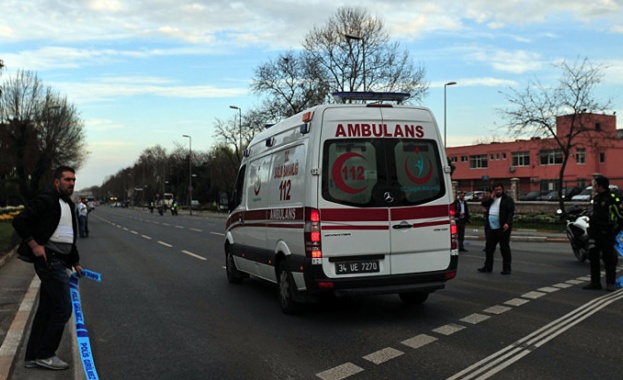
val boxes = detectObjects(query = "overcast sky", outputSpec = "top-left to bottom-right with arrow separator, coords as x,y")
1,0 -> 622,189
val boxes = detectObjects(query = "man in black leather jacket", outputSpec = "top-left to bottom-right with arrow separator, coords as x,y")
583,176 -> 620,291
12,166 -> 83,370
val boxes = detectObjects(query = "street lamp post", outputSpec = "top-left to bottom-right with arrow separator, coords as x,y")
444,81 -> 457,147
344,34 -> 366,92
183,134 -> 193,215
229,105 -> 242,157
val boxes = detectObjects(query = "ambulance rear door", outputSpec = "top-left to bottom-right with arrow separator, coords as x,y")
317,105 -> 392,278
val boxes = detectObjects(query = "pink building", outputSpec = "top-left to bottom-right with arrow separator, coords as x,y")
446,113 -> 622,195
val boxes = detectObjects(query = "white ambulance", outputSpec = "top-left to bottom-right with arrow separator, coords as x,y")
225,92 -> 458,313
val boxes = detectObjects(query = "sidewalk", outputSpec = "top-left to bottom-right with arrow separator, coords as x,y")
0,249 -> 82,380
465,227 -> 568,243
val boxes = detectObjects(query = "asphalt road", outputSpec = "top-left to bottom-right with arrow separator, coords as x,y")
4,206 -> 623,379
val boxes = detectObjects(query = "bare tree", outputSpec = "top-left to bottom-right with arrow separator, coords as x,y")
250,6 -> 428,118
0,70 -> 87,201
303,7 -> 428,100
499,57 -> 612,209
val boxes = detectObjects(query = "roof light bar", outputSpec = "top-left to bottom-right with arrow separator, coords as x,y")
332,91 -> 411,103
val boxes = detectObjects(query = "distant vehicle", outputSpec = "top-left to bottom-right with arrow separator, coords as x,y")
519,191 -> 542,201
471,191 -> 485,201
463,191 -> 483,201
561,187 -> 582,200
163,193 -> 174,207
540,190 -> 560,202
571,185 -> 618,201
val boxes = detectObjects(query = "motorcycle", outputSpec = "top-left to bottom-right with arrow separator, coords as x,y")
557,205 -> 590,262
170,203 -> 178,216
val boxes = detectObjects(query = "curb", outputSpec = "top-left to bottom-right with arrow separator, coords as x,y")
0,274 -> 39,380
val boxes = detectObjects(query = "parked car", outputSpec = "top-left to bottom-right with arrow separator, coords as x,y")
519,191 -> 543,201
471,191 -> 485,201
463,191 -> 474,201
561,187 -> 582,200
571,185 -> 619,201
540,190 -> 560,202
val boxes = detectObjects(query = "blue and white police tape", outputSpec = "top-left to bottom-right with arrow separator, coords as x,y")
70,269 -> 102,380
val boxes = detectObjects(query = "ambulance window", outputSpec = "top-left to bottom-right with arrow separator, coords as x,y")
231,165 -> 246,210
322,140 -> 377,206
395,140 -> 444,204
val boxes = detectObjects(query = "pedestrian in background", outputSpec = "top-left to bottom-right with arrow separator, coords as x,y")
12,166 -> 83,370
77,197 -> 88,238
453,191 -> 470,252
481,188 -> 492,251
583,175 -> 621,291
478,184 -> 515,274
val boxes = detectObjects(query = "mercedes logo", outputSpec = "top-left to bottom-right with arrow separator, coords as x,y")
384,192 -> 395,203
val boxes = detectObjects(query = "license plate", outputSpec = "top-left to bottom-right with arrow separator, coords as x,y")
335,260 -> 379,274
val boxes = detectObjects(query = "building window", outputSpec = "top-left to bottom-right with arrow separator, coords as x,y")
470,155 -> 488,169
575,148 -> 586,164
461,156 -> 468,162
595,123 -> 601,131
540,150 -> 563,165
450,156 -> 457,163
600,152 -> 606,163
512,152 -> 530,167
503,153 -> 507,159
496,153 -> 500,160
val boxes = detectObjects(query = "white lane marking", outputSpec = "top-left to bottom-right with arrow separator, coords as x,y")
432,323 -> 466,336
211,232 -> 225,237
130,230 -> 138,235
162,223 -> 171,226
521,291 -> 545,300
141,235 -> 152,240
401,334 -> 438,349
190,228 -> 203,232
363,347 -> 403,365
158,241 -> 173,247
447,290 -> 623,380
316,363 -> 364,380
483,305 -> 512,315
460,313 -> 490,325
504,298 -> 529,307
181,250 -> 207,261
537,286 -> 560,293
175,225 -> 184,229
553,282 -> 573,289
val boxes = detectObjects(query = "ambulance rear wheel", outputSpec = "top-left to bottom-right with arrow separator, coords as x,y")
277,261 -> 302,314
226,247 -> 244,284
399,291 -> 429,305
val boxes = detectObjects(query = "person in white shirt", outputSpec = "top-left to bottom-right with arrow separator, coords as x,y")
77,197 -> 88,238
478,184 -> 515,275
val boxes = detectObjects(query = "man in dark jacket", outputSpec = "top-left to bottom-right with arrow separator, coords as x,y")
583,176 -> 620,291
12,166 -> 83,370
453,191 -> 471,252
478,184 -> 515,274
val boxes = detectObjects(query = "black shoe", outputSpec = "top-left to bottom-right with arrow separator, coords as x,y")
500,270 -> 511,275
606,283 -> 617,292
583,283 -> 603,290
477,267 -> 492,273
459,248 -> 468,252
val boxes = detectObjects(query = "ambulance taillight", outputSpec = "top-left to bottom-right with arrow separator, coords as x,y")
305,207 -> 322,264
449,203 -> 458,250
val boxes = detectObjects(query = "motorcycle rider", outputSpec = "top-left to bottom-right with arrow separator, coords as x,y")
583,175 -> 621,291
